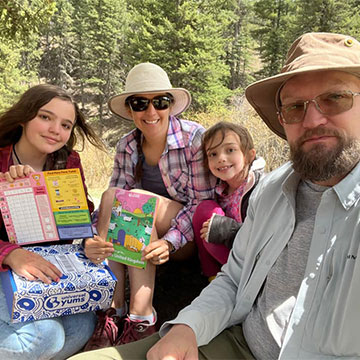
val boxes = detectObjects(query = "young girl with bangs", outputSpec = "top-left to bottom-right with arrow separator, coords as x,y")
192,121 -> 265,281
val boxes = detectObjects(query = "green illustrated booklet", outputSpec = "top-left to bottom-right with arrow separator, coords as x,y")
106,189 -> 158,269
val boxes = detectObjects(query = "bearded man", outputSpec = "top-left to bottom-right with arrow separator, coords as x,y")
71,32 -> 360,360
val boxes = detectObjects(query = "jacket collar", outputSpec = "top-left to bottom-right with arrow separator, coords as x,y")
333,161 -> 360,210
282,161 -> 360,211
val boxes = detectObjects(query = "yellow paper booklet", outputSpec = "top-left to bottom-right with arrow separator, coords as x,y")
0,168 -> 93,244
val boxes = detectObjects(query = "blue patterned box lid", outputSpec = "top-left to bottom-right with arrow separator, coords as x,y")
0,244 -> 117,323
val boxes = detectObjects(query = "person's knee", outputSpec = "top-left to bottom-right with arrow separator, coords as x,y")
193,200 -> 223,224
100,187 -> 117,204
193,200 -> 223,234
154,198 -> 182,237
33,319 -> 66,357
5,319 -> 65,359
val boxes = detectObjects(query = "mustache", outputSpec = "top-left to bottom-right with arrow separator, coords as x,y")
296,127 -> 345,146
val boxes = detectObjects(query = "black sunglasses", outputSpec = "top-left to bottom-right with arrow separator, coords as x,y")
126,95 -> 173,112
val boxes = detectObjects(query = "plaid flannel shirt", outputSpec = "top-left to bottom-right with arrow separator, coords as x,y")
109,116 -> 215,250
0,145 -> 94,271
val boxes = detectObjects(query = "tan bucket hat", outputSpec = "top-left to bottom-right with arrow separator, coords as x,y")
245,32 -> 360,139
108,62 -> 191,121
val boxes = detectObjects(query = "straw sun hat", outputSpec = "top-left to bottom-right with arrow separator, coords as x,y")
245,32 -> 360,139
108,62 -> 191,121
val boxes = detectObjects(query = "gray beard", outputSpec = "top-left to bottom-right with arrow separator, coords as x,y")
289,130 -> 360,183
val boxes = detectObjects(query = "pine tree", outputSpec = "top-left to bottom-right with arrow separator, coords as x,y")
293,0 -> 352,36
345,0 -> 360,39
38,0 -> 75,87
225,0 -> 256,91
252,0 -> 295,77
80,0 -> 128,124
0,0 -> 55,40
0,0 -> 54,111
124,0 -> 233,111
0,40 -> 30,112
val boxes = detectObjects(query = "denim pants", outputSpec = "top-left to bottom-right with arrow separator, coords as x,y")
0,278 -> 96,360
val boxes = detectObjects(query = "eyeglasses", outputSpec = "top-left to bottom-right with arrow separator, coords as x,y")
278,90 -> 360,124
126,95 -> 173,112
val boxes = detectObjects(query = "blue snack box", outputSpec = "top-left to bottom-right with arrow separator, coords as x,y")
0,244 -> 117,323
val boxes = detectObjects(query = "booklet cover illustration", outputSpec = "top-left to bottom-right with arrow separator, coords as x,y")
106,189 -> 158,269
0,168 -> 93,245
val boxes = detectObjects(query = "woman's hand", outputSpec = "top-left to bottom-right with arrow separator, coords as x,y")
0,165 -> 35,182
142,239 -> 173,265
200,219 -> 211,240
3,248 -> 62,284
83,235 -> 114,264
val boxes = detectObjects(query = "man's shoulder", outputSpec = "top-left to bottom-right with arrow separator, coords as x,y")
251,162 -> 294,201
260,161 -> 293,187
245,163 -> 295,222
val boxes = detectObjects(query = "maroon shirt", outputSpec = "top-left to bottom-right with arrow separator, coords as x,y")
0,145 -> 94,271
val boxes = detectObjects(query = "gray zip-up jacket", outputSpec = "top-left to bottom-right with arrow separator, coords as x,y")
161,161 -> 360,359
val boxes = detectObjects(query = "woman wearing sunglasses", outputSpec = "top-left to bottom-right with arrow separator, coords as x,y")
83,63 -> 215,347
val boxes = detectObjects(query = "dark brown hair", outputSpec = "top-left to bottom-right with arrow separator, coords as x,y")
0,84 -> 104,169
202,121 -> 255,170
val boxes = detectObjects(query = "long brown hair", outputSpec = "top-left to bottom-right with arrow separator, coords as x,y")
0,84 -> 104,169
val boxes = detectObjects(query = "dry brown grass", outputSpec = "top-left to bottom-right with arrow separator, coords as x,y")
77,142 -> 114,206
80,101 -> 290,203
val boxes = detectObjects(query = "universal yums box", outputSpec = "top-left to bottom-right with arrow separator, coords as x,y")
106,189 -> 159,269
0,168 -> 93,245
0,244 -> 117,323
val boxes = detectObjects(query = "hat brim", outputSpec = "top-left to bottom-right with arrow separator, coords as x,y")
245,65 -> 360,139
108,88 -> 192,121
